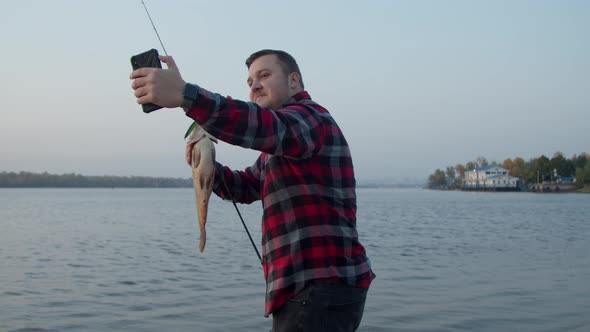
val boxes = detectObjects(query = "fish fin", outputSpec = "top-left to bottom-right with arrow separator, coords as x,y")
184,121 -> 199,139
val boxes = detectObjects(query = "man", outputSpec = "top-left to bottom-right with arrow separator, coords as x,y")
130,49 -> 375,331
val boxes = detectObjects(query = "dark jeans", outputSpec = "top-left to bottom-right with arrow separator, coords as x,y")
272,280 -> 368,332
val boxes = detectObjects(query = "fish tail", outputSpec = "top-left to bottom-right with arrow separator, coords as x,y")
199,227 -> 206,253
197,195 -> 209,252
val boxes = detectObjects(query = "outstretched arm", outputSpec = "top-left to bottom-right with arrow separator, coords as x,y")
184,88 -> 326,159
212,156 -> 263,204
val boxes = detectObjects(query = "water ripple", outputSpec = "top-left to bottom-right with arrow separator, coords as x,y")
2,188 -> 589,331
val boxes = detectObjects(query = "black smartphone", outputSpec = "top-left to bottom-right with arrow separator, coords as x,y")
130,48 -> 163,113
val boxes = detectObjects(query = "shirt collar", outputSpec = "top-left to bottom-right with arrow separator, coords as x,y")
281,91 -> 311,108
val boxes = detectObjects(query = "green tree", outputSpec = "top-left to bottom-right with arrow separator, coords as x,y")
428,169 -> 447,189
512,157 -> 526,179
465,161 -> 477,172
445,166 -> 456,181
573,153 -> 588,170
476,156 -> 488,168
503,158 -> 515,175
503,157 -> 528,178
455,163 -> 466,178
550,151 -> 575,177
580,162 -> 590,187
534,155 -> 551,182
446,166 -> 457,188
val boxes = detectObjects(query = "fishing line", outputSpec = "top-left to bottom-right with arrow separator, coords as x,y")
220,176 -> 263,265
139,1 -> 262,264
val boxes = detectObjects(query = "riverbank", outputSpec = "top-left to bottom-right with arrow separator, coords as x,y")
429,185 -> 590,193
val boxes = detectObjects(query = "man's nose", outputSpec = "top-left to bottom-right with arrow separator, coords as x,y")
251,80 -> 262,92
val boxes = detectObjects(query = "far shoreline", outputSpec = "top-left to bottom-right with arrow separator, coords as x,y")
426,184 -> 590,194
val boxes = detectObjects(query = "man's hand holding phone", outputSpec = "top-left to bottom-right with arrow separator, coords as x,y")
130,49 -> 186,112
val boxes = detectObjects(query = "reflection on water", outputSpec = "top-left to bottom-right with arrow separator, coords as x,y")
1,188 -> 589,331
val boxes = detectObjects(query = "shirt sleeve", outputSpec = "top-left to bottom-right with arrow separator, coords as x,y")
212,156 -> 263,204
184,86 -> 325,159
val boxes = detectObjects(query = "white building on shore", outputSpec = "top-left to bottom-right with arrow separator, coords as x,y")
463,165 -> 520,191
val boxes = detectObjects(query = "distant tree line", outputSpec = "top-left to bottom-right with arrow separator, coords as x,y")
428,152 -> 590,190
0,171 -> 193,188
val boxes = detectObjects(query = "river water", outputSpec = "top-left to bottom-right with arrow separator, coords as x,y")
1,188 -> 589,331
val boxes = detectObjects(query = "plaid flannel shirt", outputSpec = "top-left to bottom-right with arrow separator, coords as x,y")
185,86 -> 375,317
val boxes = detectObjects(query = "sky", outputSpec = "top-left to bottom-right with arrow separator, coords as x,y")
1,0 -> 588,183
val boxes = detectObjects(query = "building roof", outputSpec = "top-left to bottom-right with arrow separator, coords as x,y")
474,164 -> 504,172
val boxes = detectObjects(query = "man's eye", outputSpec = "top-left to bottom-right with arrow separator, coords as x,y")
261,73 -> 269,79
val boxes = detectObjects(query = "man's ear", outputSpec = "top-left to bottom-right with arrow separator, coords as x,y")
289,72 -> 301,90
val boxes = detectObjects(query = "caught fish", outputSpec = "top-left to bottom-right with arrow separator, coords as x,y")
186,124 -> 217,252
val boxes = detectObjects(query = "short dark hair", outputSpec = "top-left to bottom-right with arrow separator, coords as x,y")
245,49 -> 304,89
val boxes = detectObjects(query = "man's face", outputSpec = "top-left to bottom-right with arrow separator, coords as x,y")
247,54 -> 294,110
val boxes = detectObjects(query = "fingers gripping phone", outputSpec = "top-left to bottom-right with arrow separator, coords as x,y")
131,48 -> 163,113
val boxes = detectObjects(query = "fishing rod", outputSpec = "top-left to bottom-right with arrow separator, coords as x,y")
140,0 -> 168,56
139,1 -> 262,265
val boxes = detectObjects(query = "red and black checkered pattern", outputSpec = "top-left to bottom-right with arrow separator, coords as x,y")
185,88 -> 375,316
